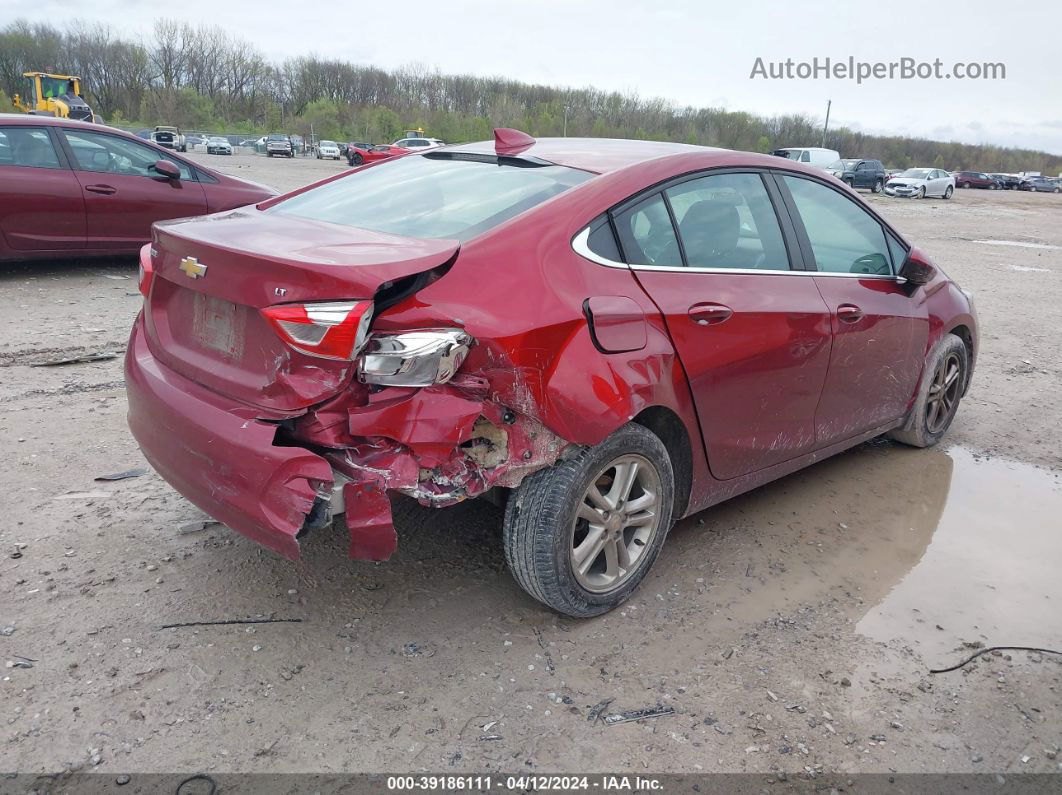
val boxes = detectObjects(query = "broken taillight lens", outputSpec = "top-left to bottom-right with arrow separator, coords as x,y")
261,301 -> 374,360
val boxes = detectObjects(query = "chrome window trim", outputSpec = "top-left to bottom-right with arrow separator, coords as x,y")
571,227 -> 906,282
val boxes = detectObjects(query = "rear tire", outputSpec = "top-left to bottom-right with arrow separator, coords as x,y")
888,333 -> 969,448
872,179 -> 883,194
503,424 -> 675,617
943,185 -> 953,199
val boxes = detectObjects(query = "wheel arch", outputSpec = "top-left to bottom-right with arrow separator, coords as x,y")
631,405 -> 693,520
946,322 -> 976,393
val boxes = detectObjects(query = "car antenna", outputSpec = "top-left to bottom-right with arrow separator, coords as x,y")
494,128 -> 535,156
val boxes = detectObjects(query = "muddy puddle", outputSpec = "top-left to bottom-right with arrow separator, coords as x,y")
666,442 -> 1062,662
856,446 -> 1062,659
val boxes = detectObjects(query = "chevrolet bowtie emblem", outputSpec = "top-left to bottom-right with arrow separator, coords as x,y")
179,256 -> 207,279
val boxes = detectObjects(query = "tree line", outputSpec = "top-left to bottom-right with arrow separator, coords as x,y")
1,18 -> 1059,174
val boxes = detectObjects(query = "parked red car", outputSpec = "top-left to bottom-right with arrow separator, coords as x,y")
126,129 -> 977,617
0,114 -> 275,261
346,143 -> 409,166
952,171 -> 1001,190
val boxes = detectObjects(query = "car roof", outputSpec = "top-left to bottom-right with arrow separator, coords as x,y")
443,136 -> 725,174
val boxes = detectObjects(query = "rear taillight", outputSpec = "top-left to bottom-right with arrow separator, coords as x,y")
261,301 -> 374,360
138,243 -> 155,299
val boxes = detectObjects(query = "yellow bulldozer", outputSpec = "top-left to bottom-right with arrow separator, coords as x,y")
12,72 -> 97,122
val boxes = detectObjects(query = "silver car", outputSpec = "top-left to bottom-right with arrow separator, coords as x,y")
884,168 -> 955,199
206,136 -> 233,155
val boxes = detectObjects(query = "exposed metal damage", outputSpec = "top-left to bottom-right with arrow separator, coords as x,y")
280,371 -> 573,562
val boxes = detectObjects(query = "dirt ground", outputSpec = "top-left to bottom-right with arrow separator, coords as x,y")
1,153 -> 1060,778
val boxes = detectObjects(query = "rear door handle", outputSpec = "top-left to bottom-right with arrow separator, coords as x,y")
688,303 -> 733,326
837,304 -> 864,323
85,184 -> 117,195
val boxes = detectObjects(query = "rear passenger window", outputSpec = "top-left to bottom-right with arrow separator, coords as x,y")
613,194 -> 682,267
782,176 -> 892,275
666,173 -> 790,270
0,127 -> 62,169
586,217 -> 622,262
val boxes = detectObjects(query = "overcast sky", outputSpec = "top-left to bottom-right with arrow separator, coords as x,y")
8,0 -> 1062,153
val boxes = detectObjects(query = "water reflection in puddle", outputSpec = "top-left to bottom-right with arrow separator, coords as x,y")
857,446 -> 1062,658
667,442 -> 1061,663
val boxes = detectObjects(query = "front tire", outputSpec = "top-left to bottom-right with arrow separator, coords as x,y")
918,186 -> 927,199
889,333 -> 969,448
503,423 -> 675,617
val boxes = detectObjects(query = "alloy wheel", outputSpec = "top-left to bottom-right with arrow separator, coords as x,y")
926,352 -> 962,434
569,454 -> 663,593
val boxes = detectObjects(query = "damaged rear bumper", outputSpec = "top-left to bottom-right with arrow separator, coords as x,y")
126,317 -> 336,560
125,317 -> 568,562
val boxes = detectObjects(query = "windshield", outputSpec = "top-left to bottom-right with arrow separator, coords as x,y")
320,140 -> 336,147
268,153 -> 593,243
773,149 -> 798,159
209,137 -> 227,143
830,159 -> 859,169
39,75 -> 75,99
900,168 -> 931,178
267,135 -> 287,142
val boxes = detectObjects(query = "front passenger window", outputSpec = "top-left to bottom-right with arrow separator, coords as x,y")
782,176 -> 892,275
63,130 -> 194,180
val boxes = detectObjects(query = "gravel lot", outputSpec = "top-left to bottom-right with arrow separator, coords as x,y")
1,152 -> 1060,777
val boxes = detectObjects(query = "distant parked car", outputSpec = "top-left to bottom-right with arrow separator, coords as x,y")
826,159 -> 887,192
989,173 -> 1021,190
266,134 -> 294,158
1019,176 -> 1060,193
150,125 -> 186,153
316,140 -> 341,160
0,114 -> 275,262
884,168 -> 955,199
952,171 -> 1000,189
184,135 -> 206,150
392,136 -> 445,150
206,136 -> 233,155
771,147 -> 840,169
347,143 -> 408,166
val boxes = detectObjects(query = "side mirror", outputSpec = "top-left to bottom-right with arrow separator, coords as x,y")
900,247 -> 936,286
152,159 -> 181,180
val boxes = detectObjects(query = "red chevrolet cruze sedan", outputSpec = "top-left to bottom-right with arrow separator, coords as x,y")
0,114 -> 275,261
126,129 -> 977,617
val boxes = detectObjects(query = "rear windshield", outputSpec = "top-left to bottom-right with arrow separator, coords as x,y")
268,153 -> 593,242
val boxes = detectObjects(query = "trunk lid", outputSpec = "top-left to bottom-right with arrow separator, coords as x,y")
144,208 -> 459,412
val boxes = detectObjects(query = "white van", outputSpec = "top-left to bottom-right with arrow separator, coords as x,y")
772,147 -> 840,169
